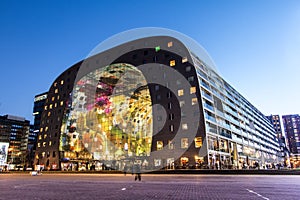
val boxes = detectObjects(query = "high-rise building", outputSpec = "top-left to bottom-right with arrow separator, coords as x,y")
282,114 -> 300,168
266,114 -> 290,167
0,114 -> 30,169
29,92 -> 48,168
34,28 -> 280,171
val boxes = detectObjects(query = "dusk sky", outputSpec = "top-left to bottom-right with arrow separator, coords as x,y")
0,0 -> 299,122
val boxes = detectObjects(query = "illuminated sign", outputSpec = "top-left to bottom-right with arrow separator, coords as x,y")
34,94 -> 47,102
0,142 -> 9,165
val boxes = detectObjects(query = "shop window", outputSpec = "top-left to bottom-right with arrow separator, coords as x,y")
181,138 -> 188,149
167,41 -> 173,47
195,137 -> 203,148
178,89 -> 184,96
170,60 -> 176,67
190,86 -> 196,94
157,141 -> 163,150
192,98 -> 198,105
154,159 -> 162,167
182,57 -> 188,63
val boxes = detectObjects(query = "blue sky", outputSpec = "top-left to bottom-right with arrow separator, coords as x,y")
0,0 -> 299,122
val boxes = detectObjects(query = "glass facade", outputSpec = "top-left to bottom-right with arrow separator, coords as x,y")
60,63 -> 153,170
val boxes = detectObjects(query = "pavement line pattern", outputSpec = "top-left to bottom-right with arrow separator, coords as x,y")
246,189 -> 270,200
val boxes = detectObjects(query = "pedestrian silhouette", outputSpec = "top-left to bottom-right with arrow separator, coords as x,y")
132,163 -> 141,181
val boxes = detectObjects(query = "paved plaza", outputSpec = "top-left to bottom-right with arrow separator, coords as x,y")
0,173 -> 299,200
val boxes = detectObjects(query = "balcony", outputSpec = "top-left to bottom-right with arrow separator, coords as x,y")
201,91 -> 213,101
201,81 -> 211,90
219,131 -> 232,139
203,103 -> 215,112
205,114 -> 217,123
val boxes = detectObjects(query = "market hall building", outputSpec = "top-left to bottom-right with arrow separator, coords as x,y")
34,28 -> 280,171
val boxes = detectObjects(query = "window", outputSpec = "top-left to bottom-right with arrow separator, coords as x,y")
55,89 -> 58,94
157,141 -> 163,150
45,126 -> 48,131
182,123 -> 188,130
194,137 -> 202,148
44,106 -> 47,110
60,101 -> 64,106
168,102 -> 172,109
168,41 -> 173,47
48,112 -> 51,117
188,76 -> 194,82
181,138 -> 188,148
182,57 -> 188,63
186,66 -> 191,72
49,104 -> 53,109
38,135 -> 42,140
42,152 -> 45,158
43,134 -> 47,139
190,86 -> 196,94
167,92 -> 172,98
49,141 -> 52,146
170,60 -> 176,67
168,140 -> 174,149
180,101 -> 185,107
178,89 -> 184,96
37,143 -> 41,148
53,151 -> 56,157
61,80 -> 64,85
43,142 -> 46,147
57,95 -> 60,100
170,125 -> 174,132
157,116 -> 162,121
155,85 -> 160,91
192,98 -> 198,105
54,82 -> 57,87
169,113 -> 174,120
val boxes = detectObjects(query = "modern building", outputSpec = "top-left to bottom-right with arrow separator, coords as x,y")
282,114 -> 300,168
266,114 -> 290,167
28,92 -> 48,168
0,114 -> 30,169
34,28 -> 280,171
